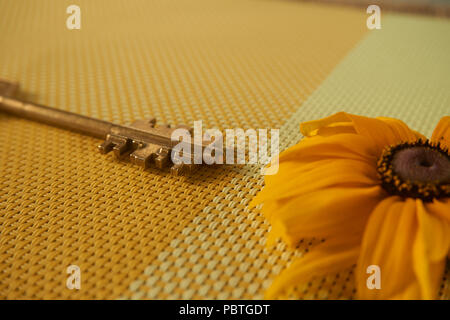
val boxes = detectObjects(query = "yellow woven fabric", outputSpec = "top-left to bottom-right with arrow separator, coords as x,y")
124,13 -> 450,300
0,0 -> 368,299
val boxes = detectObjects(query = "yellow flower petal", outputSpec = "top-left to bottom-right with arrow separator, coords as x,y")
279,133 -> 378,163
254,113 -> 450,300
250,132 -> 380,209
431,116 -> 450,149
252,158 -> 380,205
300,112 -> 418,156
425,198 -> 450,223
265,186 -> 385,245
356,196 -> 418,299
417,200 -> 450,262
356,196 -> 447,299
413,200 -> 449,299
265,233 -> 361,299
377,117 -> 426,141
300,112 -> 358,137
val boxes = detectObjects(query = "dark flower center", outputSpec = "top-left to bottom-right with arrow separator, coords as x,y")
377,139 -> 450,201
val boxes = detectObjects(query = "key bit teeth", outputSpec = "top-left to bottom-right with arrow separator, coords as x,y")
154,148 -> 170,169
98,140 -> 114,154
129,145 -> 157,168
148,118 -> 156,127
130,152 -> 148,168
170,163 -> 197,176
113,138 -> 132,158
129,118 -> 159,131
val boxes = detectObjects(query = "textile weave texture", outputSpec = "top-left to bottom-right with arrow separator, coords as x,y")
0,0 -> 448,299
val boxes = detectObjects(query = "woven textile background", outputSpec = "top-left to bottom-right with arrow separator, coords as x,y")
126,13 -> 450,300
0,0 -> 448,299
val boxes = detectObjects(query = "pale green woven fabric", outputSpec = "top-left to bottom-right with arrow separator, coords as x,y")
126,13 -> 450,299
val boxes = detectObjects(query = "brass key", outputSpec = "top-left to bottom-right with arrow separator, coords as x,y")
0,79 -> 211,175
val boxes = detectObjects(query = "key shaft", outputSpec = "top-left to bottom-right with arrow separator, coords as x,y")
0,79 -> 214,175
0,95 -> 179,149
0,95 -> 112,139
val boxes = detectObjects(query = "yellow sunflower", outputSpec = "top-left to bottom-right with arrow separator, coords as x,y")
251,112 -> 450,300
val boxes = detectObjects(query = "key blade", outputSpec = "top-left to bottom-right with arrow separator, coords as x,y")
0,80 -> 221,176
98,119 -> 221,174
129,144 -> 160,168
